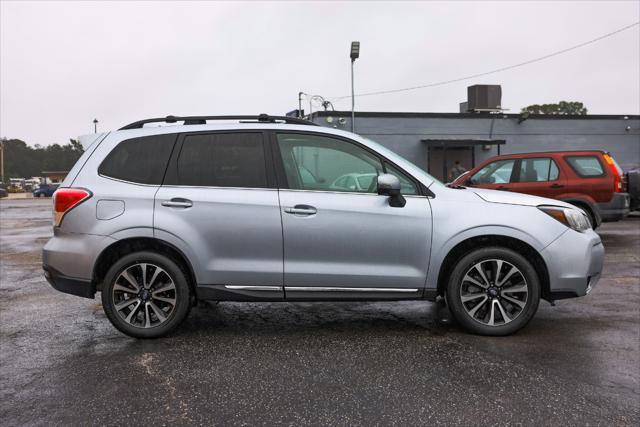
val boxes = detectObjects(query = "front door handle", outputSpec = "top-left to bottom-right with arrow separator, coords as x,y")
549,183 -> 564,189
284,204 -> 317,215
161,198 -> 193,208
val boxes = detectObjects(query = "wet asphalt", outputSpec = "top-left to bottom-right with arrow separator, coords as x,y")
0,198 -> 638,426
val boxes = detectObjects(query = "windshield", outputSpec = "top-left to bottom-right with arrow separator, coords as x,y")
470,160 -> 515,184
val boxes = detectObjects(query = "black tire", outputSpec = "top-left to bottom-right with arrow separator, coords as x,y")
446,247 -> 540,336
101,251 -> 191,338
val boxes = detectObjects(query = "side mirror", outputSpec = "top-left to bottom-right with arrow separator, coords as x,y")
377,174 -> 406,208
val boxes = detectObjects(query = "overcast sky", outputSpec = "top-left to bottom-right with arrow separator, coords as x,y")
1,0 -> 639,146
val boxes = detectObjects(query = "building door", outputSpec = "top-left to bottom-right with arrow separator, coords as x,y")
428,146 -> 474,182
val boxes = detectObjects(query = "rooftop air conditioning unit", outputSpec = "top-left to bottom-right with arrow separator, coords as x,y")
467,85 -> 502,112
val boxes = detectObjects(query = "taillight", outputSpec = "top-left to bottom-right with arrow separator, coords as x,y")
603,153 -> 623,193
53,188 -> 92,227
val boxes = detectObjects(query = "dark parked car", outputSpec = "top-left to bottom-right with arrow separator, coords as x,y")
627,168 -> 640,211
0,187 -> 7,198
33,184 -> 59,198
452,150 -> 630,228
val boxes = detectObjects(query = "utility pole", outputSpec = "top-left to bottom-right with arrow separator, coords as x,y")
0,139 -> 4,184
350,41 -> 360,133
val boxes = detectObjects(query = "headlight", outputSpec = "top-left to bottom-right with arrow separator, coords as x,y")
538,206 -> 591,232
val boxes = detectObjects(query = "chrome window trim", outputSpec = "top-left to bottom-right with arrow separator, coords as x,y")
285,287 -> 420,293
98,176 -> 425,196
160,184 -> 278,191
277,189 -> 428,199
98,174 -> 161,187
224,285 -> 283,291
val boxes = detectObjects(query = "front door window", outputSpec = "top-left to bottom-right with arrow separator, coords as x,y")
276,133 -> 419,195
277,133 -> 383,193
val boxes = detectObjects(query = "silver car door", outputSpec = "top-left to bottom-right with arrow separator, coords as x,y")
273,131 -> 431,299
154,131 -> 284,300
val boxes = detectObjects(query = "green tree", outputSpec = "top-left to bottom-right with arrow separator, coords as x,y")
521,101 -> 588,115
0,138 -> 84,180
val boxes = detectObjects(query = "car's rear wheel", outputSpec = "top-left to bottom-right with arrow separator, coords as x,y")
446,247 -> 540,336
101,251 -> 191,338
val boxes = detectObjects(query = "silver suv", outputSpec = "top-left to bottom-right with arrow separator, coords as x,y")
43,114 -> 604,338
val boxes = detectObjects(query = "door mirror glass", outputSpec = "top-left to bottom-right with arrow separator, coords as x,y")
377,174 -> 406,207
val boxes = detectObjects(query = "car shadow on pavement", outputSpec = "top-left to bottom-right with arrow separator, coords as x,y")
177,300 -> 454,337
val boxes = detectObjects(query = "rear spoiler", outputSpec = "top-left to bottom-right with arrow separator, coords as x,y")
77,132 -> 107,150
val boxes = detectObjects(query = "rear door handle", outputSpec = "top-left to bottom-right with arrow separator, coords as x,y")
549,184 -> 564,189
161,198 -> 193,208
284,204 -> 317,215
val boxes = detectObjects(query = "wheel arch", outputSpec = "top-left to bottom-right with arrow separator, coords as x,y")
435,234 -> 551,302
93,237 -> 197,297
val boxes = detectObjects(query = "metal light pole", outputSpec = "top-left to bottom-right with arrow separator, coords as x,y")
298,92 -> 305,118
350,41 -> 360,132
93,118 -> 98,133
0,140 -> 4,184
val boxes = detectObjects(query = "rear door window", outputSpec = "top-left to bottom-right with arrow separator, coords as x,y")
565,156 -> 605,177
98,134 -> 176,185
170,132 -> 268,188
517,158 -> 560,182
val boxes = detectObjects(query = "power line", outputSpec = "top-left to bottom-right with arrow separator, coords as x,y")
331,21 -> 640,102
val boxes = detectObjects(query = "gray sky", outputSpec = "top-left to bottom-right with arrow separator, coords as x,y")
1,0 -> 639,146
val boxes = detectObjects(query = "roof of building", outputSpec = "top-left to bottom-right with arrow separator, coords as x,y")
311,110 -> 640,120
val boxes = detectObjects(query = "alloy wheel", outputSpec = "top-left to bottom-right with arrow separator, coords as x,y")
459,259 -> 528,326
112,263 -> 177,329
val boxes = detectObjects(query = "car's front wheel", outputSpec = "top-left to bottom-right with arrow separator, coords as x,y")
101,251 -> 191,338
446,247 -> 540,336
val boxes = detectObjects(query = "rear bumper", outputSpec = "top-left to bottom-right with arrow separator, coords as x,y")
42,230 -> 115,298
541,228 -> 605,301
597,193 -> 630,222
43,265 -> 96,299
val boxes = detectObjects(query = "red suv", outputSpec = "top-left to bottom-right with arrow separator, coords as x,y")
452,150 -> 630,228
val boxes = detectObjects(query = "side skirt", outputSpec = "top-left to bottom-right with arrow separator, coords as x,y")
196,284 -> 426,302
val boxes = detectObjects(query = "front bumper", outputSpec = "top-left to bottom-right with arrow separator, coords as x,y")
541,228 -> 605,300
597,192 -> 630,222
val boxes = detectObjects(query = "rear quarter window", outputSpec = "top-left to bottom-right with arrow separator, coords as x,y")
98,134 -> 176,184
565,155 -> 605,177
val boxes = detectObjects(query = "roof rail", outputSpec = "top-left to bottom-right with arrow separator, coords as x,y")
119,114 -> 317,130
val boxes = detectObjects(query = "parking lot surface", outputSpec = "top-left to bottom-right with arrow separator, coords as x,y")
1,198 -> 639,425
